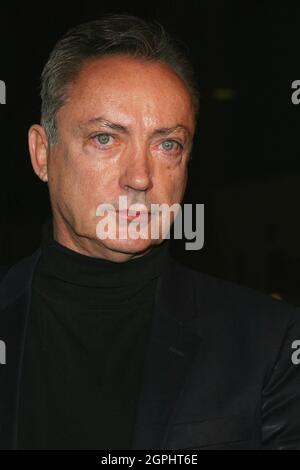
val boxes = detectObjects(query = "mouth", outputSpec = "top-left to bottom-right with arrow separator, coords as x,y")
116,209 -> 150,221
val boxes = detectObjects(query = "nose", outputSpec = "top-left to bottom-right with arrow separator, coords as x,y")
119,146 -> 153,193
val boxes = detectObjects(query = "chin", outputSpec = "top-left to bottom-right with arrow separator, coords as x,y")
94,215 -> 167,258
99,237 -> 161,257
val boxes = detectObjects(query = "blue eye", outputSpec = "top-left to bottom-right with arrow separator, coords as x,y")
96,133 -> 112,145
161,140 -> 182,151
162,140 -> 174,151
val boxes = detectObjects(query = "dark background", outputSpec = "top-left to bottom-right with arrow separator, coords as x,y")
0,1 -> 299,302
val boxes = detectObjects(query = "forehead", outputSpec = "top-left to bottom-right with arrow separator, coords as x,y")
61,54 -> 195,130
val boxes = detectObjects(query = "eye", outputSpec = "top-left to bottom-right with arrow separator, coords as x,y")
95,133 -> 113,145
160,139 -> 182,152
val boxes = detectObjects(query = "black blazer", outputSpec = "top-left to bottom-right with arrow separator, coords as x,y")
0,248 -> 300,450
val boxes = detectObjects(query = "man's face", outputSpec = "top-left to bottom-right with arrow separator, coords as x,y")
44,54 -> 195,261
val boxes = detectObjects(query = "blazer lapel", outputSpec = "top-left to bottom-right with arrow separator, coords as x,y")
0,249 -> 41,449
131,256 -> 203,449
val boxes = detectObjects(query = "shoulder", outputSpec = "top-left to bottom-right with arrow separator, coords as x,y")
170,256 -> 300,348
0,250 -> 41,308
171,256 -> 296,315
0,265 -> 11,282
169,257 -> 300,380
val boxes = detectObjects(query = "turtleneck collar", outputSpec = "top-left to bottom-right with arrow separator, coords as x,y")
39,218 -> 170,285
32,218 -> 170,310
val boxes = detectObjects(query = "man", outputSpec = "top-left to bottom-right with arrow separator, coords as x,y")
0,14 -> 300,450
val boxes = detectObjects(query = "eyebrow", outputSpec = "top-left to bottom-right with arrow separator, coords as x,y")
78,116 -> 191,138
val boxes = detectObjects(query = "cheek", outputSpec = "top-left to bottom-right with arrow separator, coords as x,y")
47,149 -> 88,211
53,147 -> 117,198
155,166 -> 187,204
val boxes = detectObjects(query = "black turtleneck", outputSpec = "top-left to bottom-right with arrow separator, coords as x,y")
17,219 -> 170,450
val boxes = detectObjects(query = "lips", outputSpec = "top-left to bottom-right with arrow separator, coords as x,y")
116,210 -> 150,221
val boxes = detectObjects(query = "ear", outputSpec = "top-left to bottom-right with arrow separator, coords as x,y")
28,124 -> 50,182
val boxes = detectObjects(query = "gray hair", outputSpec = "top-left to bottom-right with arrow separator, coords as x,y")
40,14 -> 200,145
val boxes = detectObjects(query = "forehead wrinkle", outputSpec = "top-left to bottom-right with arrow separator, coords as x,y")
63,55 -> 195,136
77,115 -> 190,139
78,117 -> 129,133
